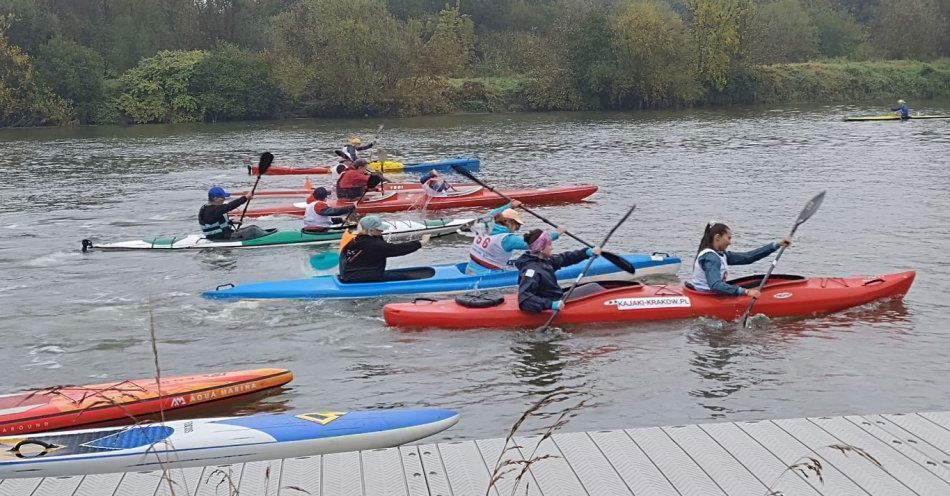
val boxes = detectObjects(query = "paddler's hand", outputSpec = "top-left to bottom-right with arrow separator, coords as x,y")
244,193 -> 254,200
419,234 -> 432,245
557,225 -> 566,236
510,200 -> 522,209
777,236 -> 792,248
744,288 -> 762,298
552,300 -> 564,311
592,246 -> 602,256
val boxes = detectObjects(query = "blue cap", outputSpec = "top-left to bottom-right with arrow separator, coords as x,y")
208,186 -> 230,200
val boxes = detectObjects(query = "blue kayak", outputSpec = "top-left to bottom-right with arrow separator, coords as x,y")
204,252 -> 681,300
391,156 -> 479,173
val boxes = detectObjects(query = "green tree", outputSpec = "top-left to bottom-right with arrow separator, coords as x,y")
686,0 -> 757,90
421,3 -> 474,78
753,0 -> 819,63
809,5 -> 867,58
34,37 -> 105,123
117,49 -> 208,123
871,0 -> 945,59
0,20 -> 74,126
191,43 -> 280,121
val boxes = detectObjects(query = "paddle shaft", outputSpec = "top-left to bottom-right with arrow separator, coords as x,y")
537,204 -> 636,332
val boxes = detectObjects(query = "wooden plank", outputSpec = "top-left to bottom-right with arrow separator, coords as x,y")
435,440 -> 488,496
626,426 -> 726,496
154,467 -> 205,496
512,434 -> 588,496
417,443 -> 452,496
736,419 -> 869,495
397,446 -> 432,496
0,477 -> 43,496
853,415 -> 950,482
473,437 -> 541,496
239,460 -> 282,496
699,422 -> 821,496
195,464 -> 244,496
586,429 -> 678,496
550,431 -> 631,495
882,413 -> 950,459
773,417 -> 915,496
322,451 -> 362,496
361,448 -> 408,496
809,416 -> 950,494
276,456 -> 321,496
662,424 -> 766,496
30,476 -> 83,496
113,471 -> 162,496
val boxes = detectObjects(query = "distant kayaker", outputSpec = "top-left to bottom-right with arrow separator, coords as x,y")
336,158 -> 385,201
330,157 -> 352,186
465,201 -> 566,275
335,136 -> 374,162
891,99 -> 910,120
515,229 -> 600,313
339,215 -> 431,283
303,187 -> 355,233
690,222 -> 792,298
199,186 -> 268,241
420,170 -> 451,195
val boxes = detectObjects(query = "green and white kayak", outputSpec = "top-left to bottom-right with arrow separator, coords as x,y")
82,218 -> 473,251
844,114 -> 950,121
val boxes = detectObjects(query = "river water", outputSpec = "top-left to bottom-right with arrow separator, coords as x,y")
1,103 -> 949,443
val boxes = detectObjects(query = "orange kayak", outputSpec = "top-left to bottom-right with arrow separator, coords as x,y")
383,272 -> 916,329
0,368 -> 292,435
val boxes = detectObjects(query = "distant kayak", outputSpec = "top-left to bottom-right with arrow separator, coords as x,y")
203,252 -> 680,300
233,185 -> 599,218
383,272 -> 916,329
248,156 -> 480,175
0,407 -> 458,478
844,115 -> 950,121
240,181 -> 479,197
81,218 -> 473,251
0,369 -> 292,435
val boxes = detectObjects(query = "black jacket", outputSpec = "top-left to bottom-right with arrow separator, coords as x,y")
198,197 -> 247,240
339,234 -> 422,283
514,248 -> 592,313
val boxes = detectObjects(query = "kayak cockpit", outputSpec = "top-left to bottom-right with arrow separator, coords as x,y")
683,274 -> 806,293
335,267 -> 437,285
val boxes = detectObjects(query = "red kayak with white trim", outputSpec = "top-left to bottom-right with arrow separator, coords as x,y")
383,272 -> 916,329
238,182 -> 478,197
233,185 -> 598,218
249,164 -> 330,175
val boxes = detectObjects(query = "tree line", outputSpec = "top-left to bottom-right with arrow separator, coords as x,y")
2,0 -> 949,127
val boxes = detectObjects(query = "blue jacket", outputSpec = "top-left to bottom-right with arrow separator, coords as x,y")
464,203 -> 559,275
696,242 -> 778,296
891,103 -> 909,118
515,248 -> 593,313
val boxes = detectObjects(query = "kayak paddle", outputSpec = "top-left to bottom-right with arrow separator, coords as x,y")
537,203 -> 637,333
310,252 -> 339,271
237,152 -> 273,226
738,191 -> 826,327
451,165 -> 638,276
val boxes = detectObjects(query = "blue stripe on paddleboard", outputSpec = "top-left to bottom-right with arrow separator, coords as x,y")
82,425 -> 173,450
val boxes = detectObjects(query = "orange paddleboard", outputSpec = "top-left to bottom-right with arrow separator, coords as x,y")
0,368 -> 292,435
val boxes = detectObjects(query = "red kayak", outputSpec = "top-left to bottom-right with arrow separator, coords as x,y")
383,272 -> 916,329
238,182 -> 477,197
249,164 -> 330,175
232,185 -> 598,218
0,369 -> 292,435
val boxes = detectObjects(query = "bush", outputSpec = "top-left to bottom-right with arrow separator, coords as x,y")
0,26 -> 75,127
117,50 -> 208,123
34,37 -> 106,124
191,43 -> 280,122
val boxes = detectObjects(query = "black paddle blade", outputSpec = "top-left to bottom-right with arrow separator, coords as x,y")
795,190 -> 826,227
600,251 -> 637,275
451,164 -> 477,181
258,152 -> 275,175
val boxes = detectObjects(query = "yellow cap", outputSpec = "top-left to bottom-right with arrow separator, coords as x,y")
499,209 -> 524,225
349,137 -> 362,145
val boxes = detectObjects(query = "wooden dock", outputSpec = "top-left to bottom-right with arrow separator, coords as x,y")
4,410 -> 950,495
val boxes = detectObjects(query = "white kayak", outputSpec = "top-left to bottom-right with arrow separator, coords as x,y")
0,408 -> 459,478
81,218 -> 474,251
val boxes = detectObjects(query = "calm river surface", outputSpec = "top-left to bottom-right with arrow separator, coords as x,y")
1,103 -> 949,442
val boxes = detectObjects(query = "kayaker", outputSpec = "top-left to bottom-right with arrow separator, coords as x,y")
336,158 -> 385,201
303,187 -> 355,233
465,201 -> 565,275
339,215 -> 431,283
420,170 -> 451,195
515,229 -> 601,313
335,136 -> 374,162
891,99 -> 910,120
330,157 -> 352,186
690,222 -> 792,298
199,186 -> 268,241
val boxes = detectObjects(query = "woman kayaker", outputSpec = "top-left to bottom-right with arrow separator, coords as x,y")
303,187 -> 355,233
199,186 -> 269,241
891,99 -> 910,120
515,229 -> 600,313
465,201 -> 566,275
690,222 -> 791,298
339,215 -> 431,283
336,158 -> 385,201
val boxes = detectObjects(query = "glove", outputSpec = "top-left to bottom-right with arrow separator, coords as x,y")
552,300 -> 564,311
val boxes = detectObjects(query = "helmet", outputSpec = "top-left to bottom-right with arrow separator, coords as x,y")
898,99 -> 906,104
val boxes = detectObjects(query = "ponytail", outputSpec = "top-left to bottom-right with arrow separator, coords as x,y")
696,222 -> 730,254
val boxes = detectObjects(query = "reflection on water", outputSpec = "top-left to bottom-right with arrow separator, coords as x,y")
510,339 -> 567,389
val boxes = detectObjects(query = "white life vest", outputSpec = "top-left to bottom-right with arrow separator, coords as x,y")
331,163 -> 346,185
690,248 -> 728,291
304,201 -> 334,228
469,232 -> 512,270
